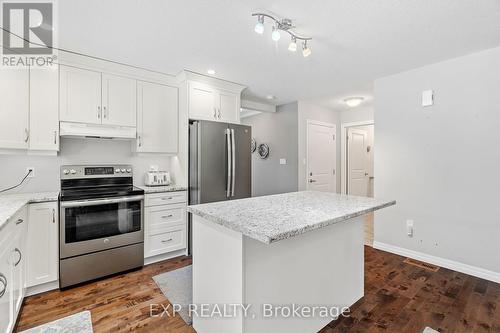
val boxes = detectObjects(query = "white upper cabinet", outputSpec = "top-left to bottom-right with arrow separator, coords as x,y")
136,81 -> 178,153
102,74 -> 137,127
218,89 -> 239,123
29,67 -> 59,151
186,78 -> 242,123
27,202 -> 58,288
188,82 -> 218,121
59,65 -> 102,124
0,67 -> 29,149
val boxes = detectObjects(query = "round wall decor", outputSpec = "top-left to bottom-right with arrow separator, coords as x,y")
251,138 -> 257,153
258,143 -> 270,159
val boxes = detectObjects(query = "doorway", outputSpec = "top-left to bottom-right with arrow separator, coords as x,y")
341,121 -> 374,245
306,120 -> 336,192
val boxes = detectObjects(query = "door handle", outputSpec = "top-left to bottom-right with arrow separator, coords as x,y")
231,128 -> 235,197
364,172 -> 369,176
309,179 -> 317,183
226,129 -> 231,197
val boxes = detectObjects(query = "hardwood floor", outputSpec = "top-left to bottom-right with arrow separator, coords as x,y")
16,247 -> 499,333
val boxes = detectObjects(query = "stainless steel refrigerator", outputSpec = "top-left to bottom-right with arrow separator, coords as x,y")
188,120 -> 252,253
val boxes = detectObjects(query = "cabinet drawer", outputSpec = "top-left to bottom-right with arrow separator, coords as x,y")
147,227 -> 186,257
146,203 -> 186,234
145,191 -> 186,207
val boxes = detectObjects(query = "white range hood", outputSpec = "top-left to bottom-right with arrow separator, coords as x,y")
60,122 -> 136,139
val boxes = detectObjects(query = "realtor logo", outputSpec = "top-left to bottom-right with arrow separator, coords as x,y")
1,1 -> 56,67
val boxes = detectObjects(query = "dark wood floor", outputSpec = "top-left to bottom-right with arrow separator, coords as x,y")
16,247 -> 499,333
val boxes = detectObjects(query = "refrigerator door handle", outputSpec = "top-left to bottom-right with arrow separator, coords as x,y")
231,128 -> 236,197
226,128 -> 232,198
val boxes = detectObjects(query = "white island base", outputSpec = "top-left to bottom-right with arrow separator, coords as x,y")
192,214 -> 365,333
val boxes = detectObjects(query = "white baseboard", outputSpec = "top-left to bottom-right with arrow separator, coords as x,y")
373,241 -> 500,283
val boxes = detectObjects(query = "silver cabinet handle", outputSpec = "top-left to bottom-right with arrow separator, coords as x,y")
231,128 -> 235,197
226,128 -> 231,197
103,106 -> 108,119
161,214 -> 173,218
14,248 -> 22,267
161,238 -> 173,243
138,135 -> 142,147
24,128 -> 29,143
97,106 -> 101,119
53,130 -> 57,144
52,208 -> 55,223
218,109 -> 221,119
16,218 -> 24,225
0,273 -> 6,298
309,179 -> 317,183
213,107 -> 217,119
161,197 -> 173,200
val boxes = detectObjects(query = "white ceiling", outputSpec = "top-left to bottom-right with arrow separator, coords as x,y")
57,0 -> 500,105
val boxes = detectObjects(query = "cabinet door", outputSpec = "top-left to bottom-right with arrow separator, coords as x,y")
137,81 -> 178,153
102,74 -> 137,127
59,65 -> 102,124
27,203 -> 58,287
29,67 -> 59,151
218,90 -> 240,123
0,239 -> 14,333
188,82 -> 217,121
0,67 -> 29,149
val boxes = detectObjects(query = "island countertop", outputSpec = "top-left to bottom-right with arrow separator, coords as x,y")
187,191 -> 395,244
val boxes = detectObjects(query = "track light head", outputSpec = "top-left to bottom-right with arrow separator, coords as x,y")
254,15 -> 264,34
288,36 -> 297,52
302,41 -> 311,57
271,25 -> 281,41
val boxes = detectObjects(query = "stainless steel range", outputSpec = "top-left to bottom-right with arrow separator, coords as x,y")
59,165 -> 144,288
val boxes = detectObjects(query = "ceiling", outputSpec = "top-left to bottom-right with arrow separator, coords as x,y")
57,0 -> 500,106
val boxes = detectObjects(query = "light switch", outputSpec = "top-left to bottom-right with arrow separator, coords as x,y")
279,158 -> 287,165
422,90 -> 433,107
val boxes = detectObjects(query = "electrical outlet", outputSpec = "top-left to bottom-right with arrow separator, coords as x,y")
26,167 -> 35,178
406,220 -> 414,237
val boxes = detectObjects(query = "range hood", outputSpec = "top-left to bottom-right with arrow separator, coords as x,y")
60,122 -> 136,139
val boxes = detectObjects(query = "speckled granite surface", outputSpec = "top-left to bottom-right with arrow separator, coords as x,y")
187,191 -> 396,244
136,185 -> 187,194
0,192 -> 59,230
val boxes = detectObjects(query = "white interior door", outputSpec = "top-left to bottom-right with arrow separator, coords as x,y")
347,128 -> 369,196
307,121 -> 336,192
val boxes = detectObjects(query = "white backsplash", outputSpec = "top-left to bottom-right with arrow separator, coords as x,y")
0,137 -> 173,193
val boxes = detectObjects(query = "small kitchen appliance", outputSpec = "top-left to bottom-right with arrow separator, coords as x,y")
144,170 -> 171,186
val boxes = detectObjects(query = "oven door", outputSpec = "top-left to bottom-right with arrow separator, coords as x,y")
60,195 -> 144,259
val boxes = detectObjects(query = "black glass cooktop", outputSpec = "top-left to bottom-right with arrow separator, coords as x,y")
60,177 -> 144,201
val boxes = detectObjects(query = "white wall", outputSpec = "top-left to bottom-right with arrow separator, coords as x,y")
0,138 -> 172,193
374,46 -> 500,279
241,103 -> 298,197
340,105 -> 374,124
297,101 -> 340,192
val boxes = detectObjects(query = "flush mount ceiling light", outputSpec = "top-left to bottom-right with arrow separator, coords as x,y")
252,13 -> 312,57
207,69 -> 216,75
344,97 -> 364,108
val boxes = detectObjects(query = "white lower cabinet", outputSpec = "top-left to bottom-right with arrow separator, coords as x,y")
0,206 -> 27,333
144,192 -> 187,260
0,202 -> 58,333
27,202 -> 58,287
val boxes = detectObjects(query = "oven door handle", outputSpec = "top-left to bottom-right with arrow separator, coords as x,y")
60,195 -> 144,208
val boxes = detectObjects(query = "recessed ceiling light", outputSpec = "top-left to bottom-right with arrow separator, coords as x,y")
344,97 -> 364,108
266,94 -> 276,100
207,69 -> 216,75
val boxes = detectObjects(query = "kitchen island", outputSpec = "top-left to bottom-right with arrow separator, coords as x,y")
187,191 -> 395,333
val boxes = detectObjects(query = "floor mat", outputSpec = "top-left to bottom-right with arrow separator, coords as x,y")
19,311 -> 93,333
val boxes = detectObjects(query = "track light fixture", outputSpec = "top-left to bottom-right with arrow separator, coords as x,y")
252,12 -> 312,57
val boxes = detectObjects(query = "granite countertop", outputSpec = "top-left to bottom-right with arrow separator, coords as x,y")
187,191 -> 396,244
135,185 -> 188,194
0,192 -> 59,230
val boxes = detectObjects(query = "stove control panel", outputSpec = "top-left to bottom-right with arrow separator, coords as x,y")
61,165 -> 133,179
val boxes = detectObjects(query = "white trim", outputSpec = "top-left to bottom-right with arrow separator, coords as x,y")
26,280 -> 59,297
340,120 -> 374,194
305,120 -> 337,191
373,241 -> 500,283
